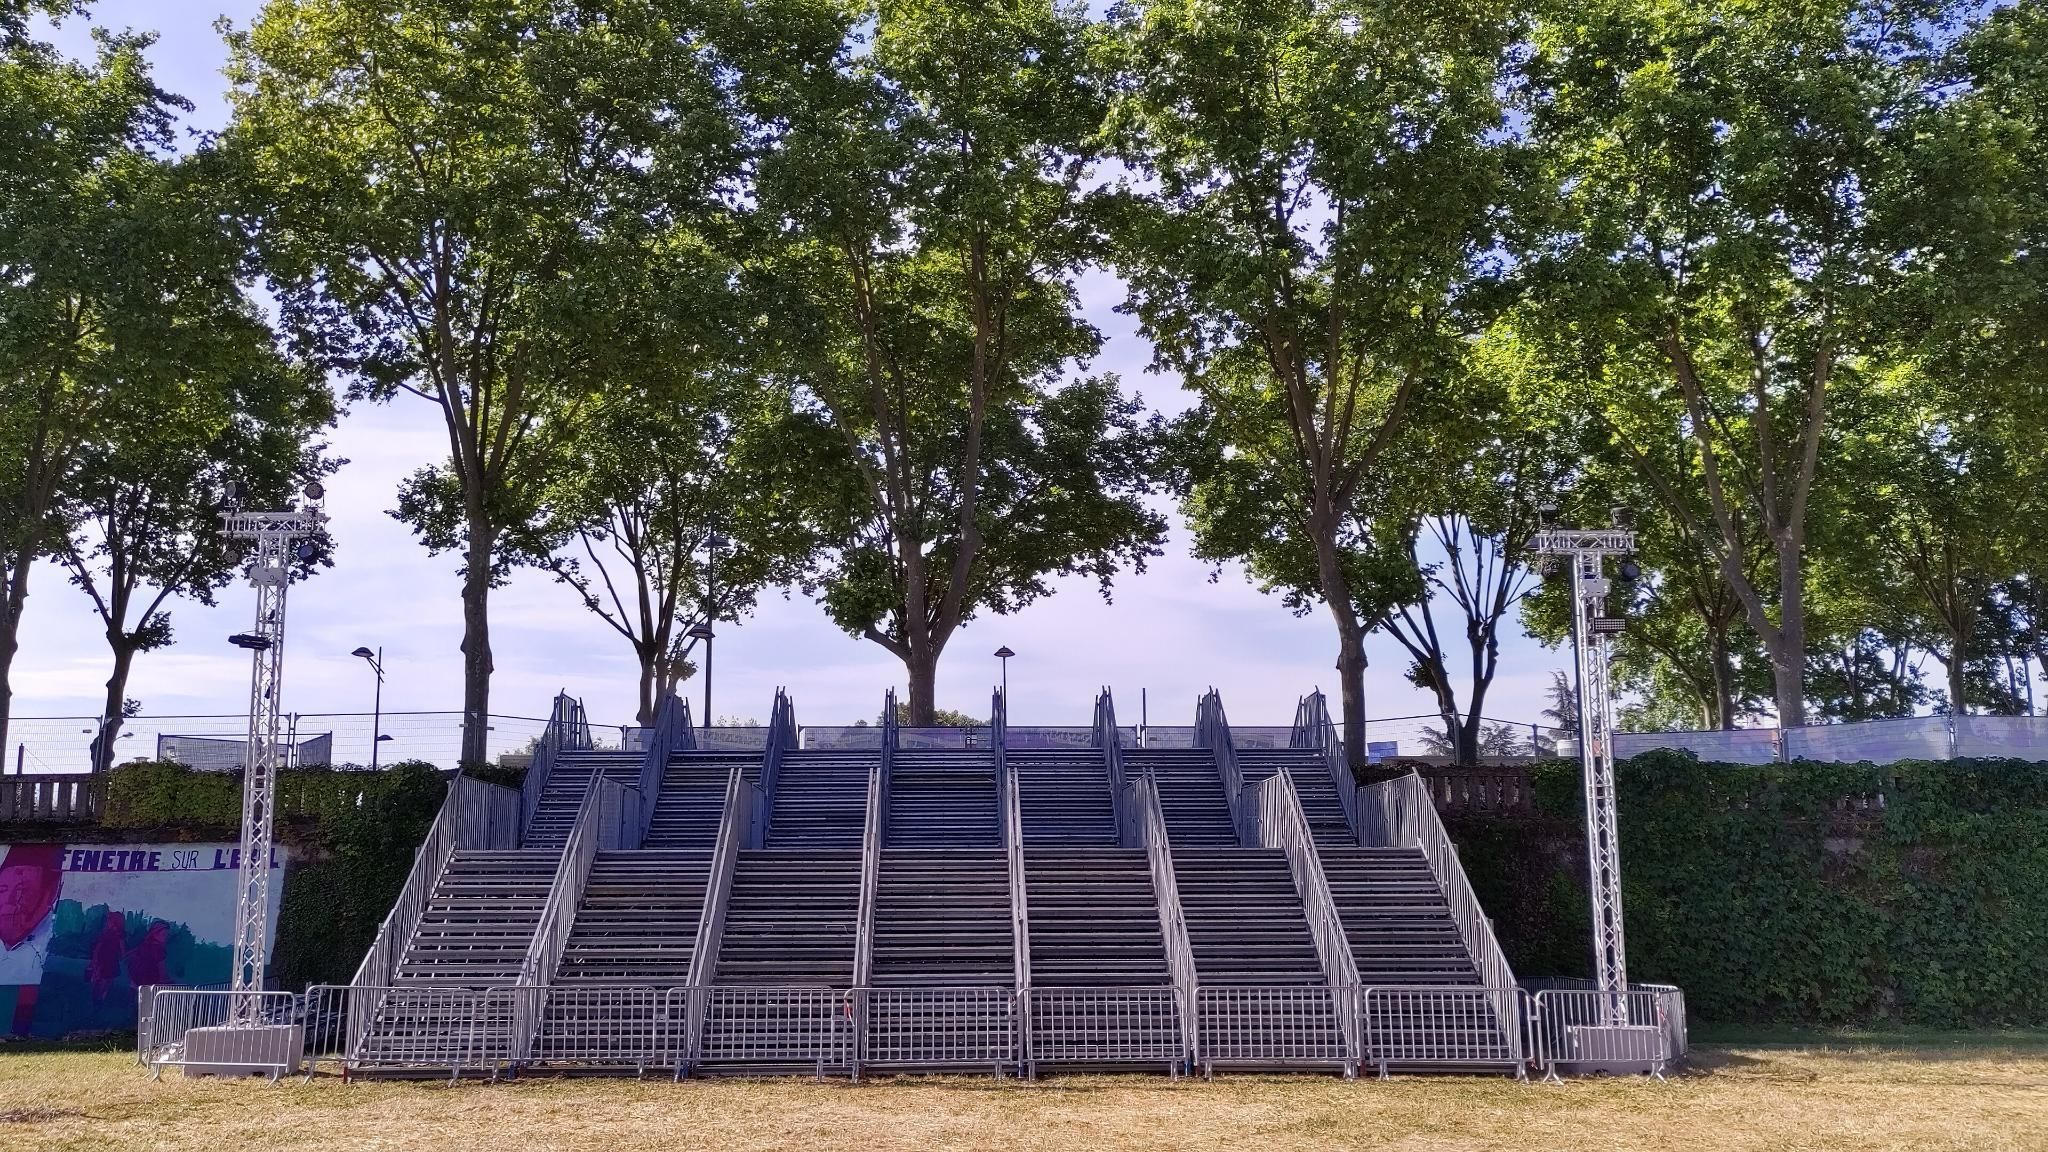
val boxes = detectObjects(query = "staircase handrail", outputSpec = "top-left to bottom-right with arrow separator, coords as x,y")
684,764 -> 753,994
853,691 -> 892,990
756,689 -> 793,848
512,773 -> 642,1060
996,687 -> 1033,1073
632,692 -> 684,847
1295,691 -> 1361,840
1195,689 -> 1253,847
1094,687 -> 1128,836
1359,770 -> 1519,995
345,773 -> 518,1052
1127,771 -> 1198,1069
1255,768 -> 1362,1069
518,690 -> 594,837
674,695 -> 698,750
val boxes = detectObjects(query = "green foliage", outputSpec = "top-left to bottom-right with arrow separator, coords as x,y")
1463,752 -> 2048,1027
746,0 -> 1166,720
98,758 -> 453,991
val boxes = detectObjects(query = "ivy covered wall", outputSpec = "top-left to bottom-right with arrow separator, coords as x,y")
1454,752 -> 2048,1027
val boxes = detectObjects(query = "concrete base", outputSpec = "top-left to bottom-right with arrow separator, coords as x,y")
1557,1023 -> 1666,1076
178,1023 -> 304,1078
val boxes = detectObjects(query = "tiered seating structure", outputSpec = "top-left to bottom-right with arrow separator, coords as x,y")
337,681 -> 1520,1079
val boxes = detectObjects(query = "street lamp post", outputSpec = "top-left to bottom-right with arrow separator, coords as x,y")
1530,507 -> 1638,1017
352,646 -> 384,769
691,531 -> 726,731
994,646 -> 1014,703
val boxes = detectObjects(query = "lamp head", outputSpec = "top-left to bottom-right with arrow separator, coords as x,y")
352,647 -> 374,660
994,646 -> 1015,660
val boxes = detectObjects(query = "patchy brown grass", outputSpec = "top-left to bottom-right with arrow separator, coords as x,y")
1,1045 -> 2045,1152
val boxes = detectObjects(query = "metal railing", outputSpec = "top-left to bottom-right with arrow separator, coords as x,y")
347,773 -> 519,1025
1358,770 -> 1519,996
861,986 -> 1019,1071
1195,689 -> 1252,846
755,689 -> 794,846
1194,985 -> 1352,1072
696,986 -> 857,1074
283,980 -> 1663,1080
518,692 -> 594,837
993,687 -> 1034,1071
1094,688 -> 1128,834
632,692 -> 689,844
1359,985 -> 1523,1076
514,773 -> 643,1058
1255,770 -> 1361,1073
305,984 -> 520,1078
852,694 -> 888,991
681,762 -> 754,1063
526,986 -> 690,1075
140,987 -> 302,1079
1294,690 -> 1361,839
1526,985 -> 1685,1079
1126,772 -> 1198,1070
1024,986 -> 1185,1074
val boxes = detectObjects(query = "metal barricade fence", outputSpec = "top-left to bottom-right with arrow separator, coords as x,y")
525,986 -> 689,1074
1024,987 -> 1186,1074
303,984 -> 520,1079
142,988 -> 302,1079
860,987 -> 1019,1071
696,986 -> 857,1075
1526,986 -> 1684,1078
1193,985 -> 1353,1072
1358,986 -> 1523,1076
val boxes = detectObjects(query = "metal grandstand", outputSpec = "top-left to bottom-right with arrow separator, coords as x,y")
141,686 -> 1685,1081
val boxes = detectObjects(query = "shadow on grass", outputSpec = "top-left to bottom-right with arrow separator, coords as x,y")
1693,1026 -> 2048,1056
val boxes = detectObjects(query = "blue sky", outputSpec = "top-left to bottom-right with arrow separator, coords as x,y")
13,1 -> 1568,735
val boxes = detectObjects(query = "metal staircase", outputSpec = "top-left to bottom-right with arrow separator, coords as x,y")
697,742 -> 873,1072
1125,748 -> 1238,846
335,688 -> 1534,1079
551,852 -> 710,986
1237,748 -> 1353,848
1010,749 -> 1118,846
764,750 -> 869,849
645,750 -> 760,851
524,750 -> 640,851
394,851 -> 557,986
887,750 -> 997,847
1174,847 -> 1346,1070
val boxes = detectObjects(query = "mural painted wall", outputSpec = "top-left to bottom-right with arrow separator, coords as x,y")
0,842 -> 285,1038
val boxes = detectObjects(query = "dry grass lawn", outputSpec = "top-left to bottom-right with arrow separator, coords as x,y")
2,1043 -> 2046,1151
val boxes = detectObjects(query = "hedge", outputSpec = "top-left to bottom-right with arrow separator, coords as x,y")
1458,751 -> 2048,1028
99,759 -> 457,989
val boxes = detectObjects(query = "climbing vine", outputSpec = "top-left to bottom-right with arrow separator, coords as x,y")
1454,752 -> 2048,1027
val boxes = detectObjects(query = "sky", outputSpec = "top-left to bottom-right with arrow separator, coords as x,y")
12,1 -> 1569,749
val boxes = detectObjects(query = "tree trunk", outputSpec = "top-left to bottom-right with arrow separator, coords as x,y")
93,642 -> 136,774
1771,537 -> 1808,728
459,511 -> 496,765
1708,622 -> 1736,730
905,644 -> 939,727
1947,624 -> 1971,716
0,553 -> 29,765
1311,518 -> 1368,772
635,645 -> 658,728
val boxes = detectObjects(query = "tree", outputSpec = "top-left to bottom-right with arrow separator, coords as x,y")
748,0 -> 1164,724
227,0 -> 743,762
54,151 -> 334,771
1106,0 -> 1524,767
535,373 -> 854,726
0,9 -> 185,764
1518,0 -> 1971,726
1361,336 -> 1581,765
